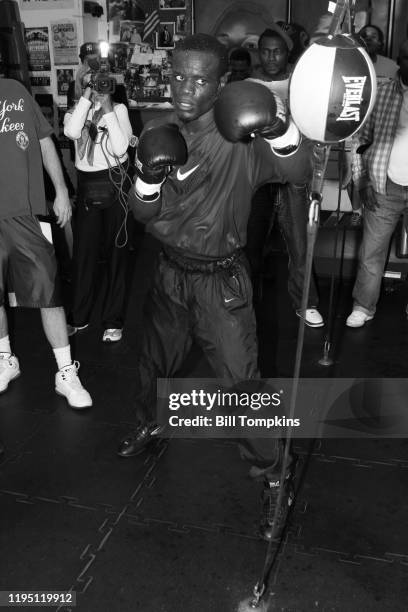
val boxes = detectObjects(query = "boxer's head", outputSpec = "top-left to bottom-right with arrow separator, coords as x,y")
171,34 -> 229,123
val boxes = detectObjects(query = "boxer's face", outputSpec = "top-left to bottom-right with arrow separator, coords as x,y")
171,50 -> 221,122
258,35 -> 288,79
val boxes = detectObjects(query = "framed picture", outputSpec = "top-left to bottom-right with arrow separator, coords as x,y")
156,22 -> 175,49
175,14 -> 187,34
119,20 -> 144,44
56,68 -> 73,96
159,0 -> 186,9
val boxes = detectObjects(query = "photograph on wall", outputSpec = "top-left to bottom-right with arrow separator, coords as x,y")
124,50 -> 171,104
156,22 -> 175,49
56,68 -> 73,96
175,14 -> 186,34
108,0 -> 146,40
51,20 -> 78,65
119,20 -> 144,44
25,27 -> 51,71
127,42 -> 157,66
159,0 -> 186,9
109,43 -> 129,72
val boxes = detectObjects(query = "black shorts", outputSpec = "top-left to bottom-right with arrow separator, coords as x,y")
0,215 -> 62,308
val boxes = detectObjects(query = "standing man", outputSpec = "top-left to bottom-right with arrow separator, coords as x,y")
247,27 -> 323,327
346,40 -> 408,328
349,25 -> 398,227
0,77 -> 92,409
118,34 -> 312,540
358,25 -> 398,82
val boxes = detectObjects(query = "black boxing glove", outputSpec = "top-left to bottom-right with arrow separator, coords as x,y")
134,123 -> 188,200
214,81 -> 300,155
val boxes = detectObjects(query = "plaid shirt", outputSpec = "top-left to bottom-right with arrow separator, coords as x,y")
352,74 -> 405,194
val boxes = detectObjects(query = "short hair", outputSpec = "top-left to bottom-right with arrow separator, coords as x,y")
229,48 -> 251,65
173,33 -> 229,77
358,24 -> 384,45
258,26 -> 293,52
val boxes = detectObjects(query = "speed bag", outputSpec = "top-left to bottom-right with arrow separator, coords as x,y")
289,34 -> 377,143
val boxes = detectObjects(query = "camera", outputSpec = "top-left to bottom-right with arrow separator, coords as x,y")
92,72 -> 116,95
87,42 -> 116,95
89,61 -> 116,94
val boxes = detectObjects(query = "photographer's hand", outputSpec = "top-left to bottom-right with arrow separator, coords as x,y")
40,136 -> 72,228
82,85 -> 93,101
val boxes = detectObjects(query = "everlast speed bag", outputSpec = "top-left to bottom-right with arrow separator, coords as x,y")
289,34 -> 376,143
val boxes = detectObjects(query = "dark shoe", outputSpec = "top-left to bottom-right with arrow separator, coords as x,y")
0,440 -> 5,463
117,422 -> 164,457
259,470 -> 296,541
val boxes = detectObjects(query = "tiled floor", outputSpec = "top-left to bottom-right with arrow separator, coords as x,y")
1,231 -> 407,611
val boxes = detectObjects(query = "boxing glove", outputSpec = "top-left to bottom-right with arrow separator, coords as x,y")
135,123 -> 188,199
214,81 -> 300,154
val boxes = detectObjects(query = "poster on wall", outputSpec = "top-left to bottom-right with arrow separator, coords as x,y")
51,20 -> 78,65
56,68 -> 74,95
19,0 -> 75,9
25,27 -> 51,71
30,75 -> 51,86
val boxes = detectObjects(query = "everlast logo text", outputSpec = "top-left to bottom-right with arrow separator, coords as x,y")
336,76 -> 367,122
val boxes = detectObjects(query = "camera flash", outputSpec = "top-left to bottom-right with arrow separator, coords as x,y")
99,41 -> 109,58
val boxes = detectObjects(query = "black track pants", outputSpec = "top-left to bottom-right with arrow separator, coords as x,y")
135,251 -> 289,480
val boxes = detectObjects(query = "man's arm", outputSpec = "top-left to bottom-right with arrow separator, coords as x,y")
128,123 -> 187,223
39,136 -> 71,227
214,80 -> 310,186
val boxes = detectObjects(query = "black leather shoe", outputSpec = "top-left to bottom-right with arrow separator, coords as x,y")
259,476 -> 294,541
0,440 -> 5,464
259,456 -> 298,541
117,423 -> 163,457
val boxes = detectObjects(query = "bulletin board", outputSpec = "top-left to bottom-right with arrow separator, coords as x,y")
107,0 -> 193,105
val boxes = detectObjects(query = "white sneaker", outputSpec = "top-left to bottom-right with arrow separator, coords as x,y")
102,328 -> 123,343
55,361 -> 93,409
346,310 -> 374,328
0,353 -> 21,393
296,308 -> 324,328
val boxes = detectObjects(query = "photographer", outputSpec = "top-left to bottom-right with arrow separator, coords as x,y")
64,54 -> 133,343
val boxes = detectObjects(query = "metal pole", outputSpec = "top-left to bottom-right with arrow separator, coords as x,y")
286,0 -> 292,23
386,0 -> 396,57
